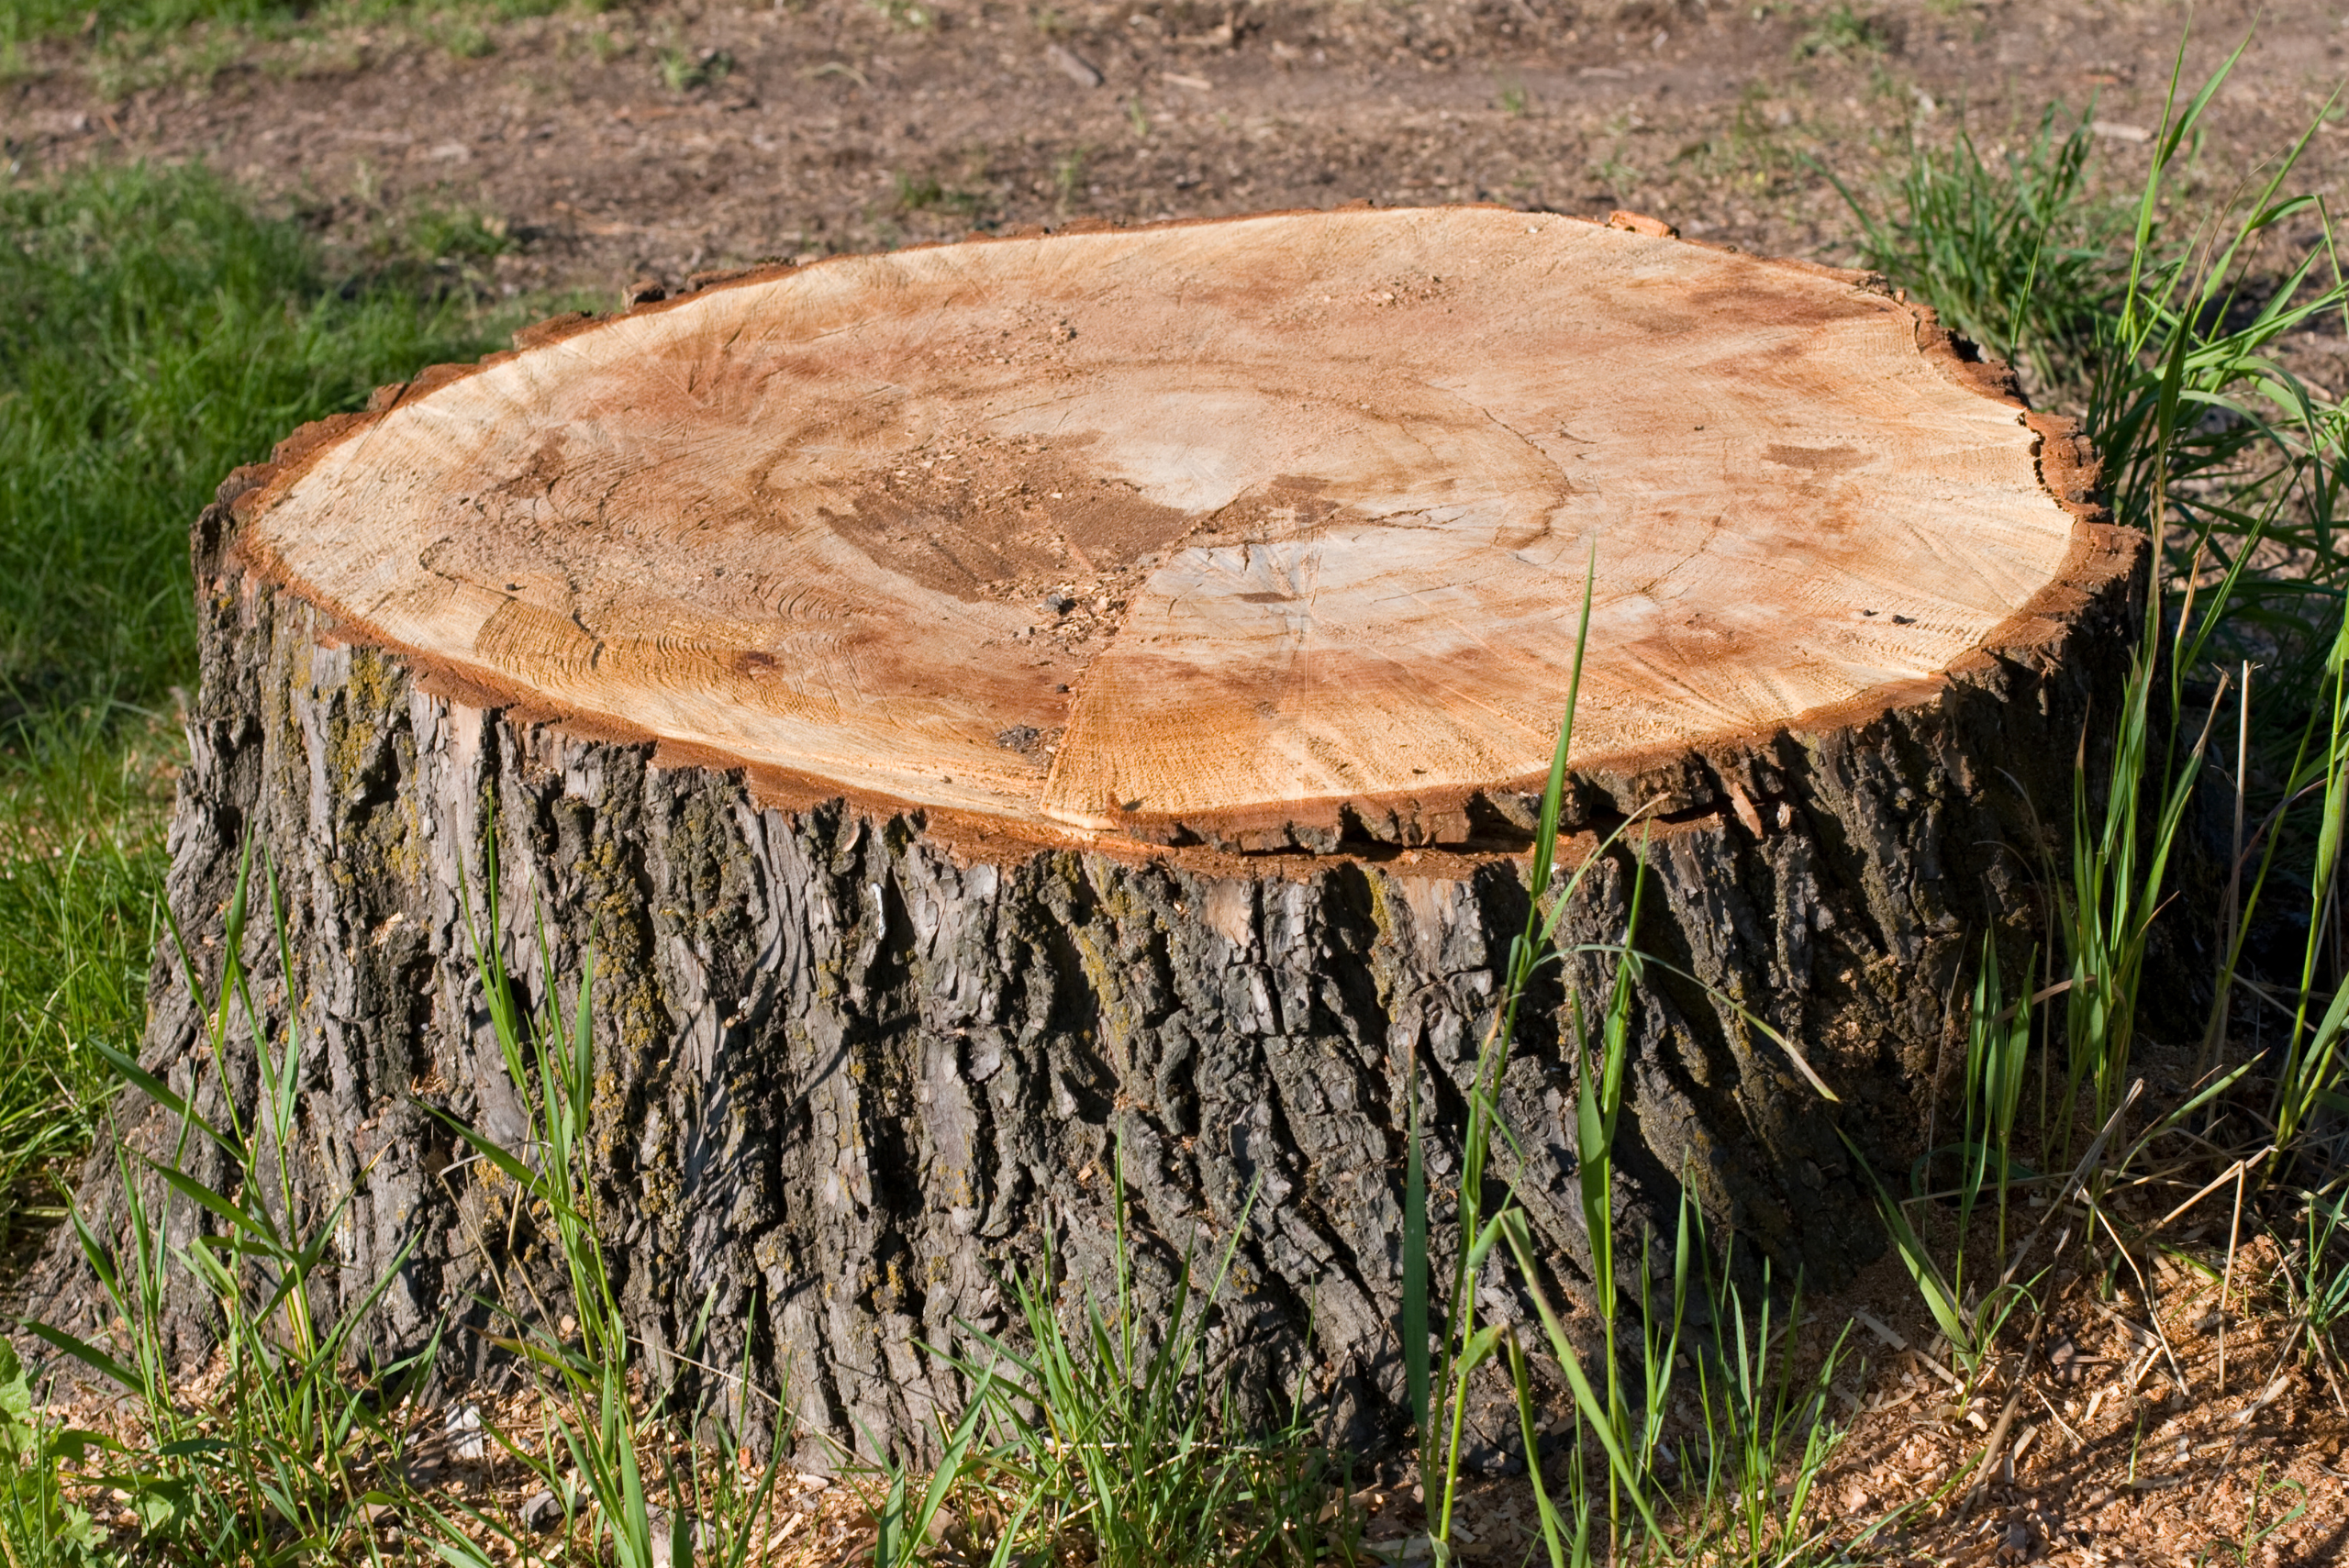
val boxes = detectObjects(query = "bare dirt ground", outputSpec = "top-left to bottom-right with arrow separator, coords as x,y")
11,3 -> 2349,1562
6,0 -> 2349,304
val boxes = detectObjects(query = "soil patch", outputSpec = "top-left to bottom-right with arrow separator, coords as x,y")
6,0 -> 2349,306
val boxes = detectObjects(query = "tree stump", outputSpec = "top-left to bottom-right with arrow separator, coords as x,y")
49,206 -> 2136,1462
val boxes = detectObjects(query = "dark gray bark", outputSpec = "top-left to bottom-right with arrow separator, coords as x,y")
33,469 -> 2143,1468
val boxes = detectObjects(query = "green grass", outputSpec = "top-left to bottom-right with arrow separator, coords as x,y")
1831,28 -> 2349,1541
3,0 -> 298,39
892,1171 -> 1350,1568
0,0 -> 578,50
421,863 -> 791,1568
0,160 -> 507,1238
1831,106 -> 2120,395
30,844 -> 442,1562
0,163 -> 496,714
1794,2 -> 1887,60
0,712 -> 168,1227
1850,39 -> 2349,1138
1373,31 -> 2349,1567
12,842 -> 791,1564
0,0 -> 609,83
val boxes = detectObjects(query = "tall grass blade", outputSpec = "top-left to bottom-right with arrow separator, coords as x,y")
1403,1073 -> 1430,1440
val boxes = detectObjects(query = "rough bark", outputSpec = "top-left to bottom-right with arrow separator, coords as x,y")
32,477 -> 2139,1468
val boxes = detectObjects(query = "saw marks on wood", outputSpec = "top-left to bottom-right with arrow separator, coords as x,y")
236,205 -> 2090,845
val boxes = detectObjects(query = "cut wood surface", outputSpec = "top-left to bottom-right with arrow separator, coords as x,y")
238,205 -> 2104,848
42,207 -> 2141,1467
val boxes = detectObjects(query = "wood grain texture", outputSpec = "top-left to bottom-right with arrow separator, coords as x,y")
34,209 -> 2145,1470
235,206 -> 2097,848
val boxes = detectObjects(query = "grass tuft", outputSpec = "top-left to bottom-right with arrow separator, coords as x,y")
1831,107 -> 2119,396
902,1167 -> 1352,1568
